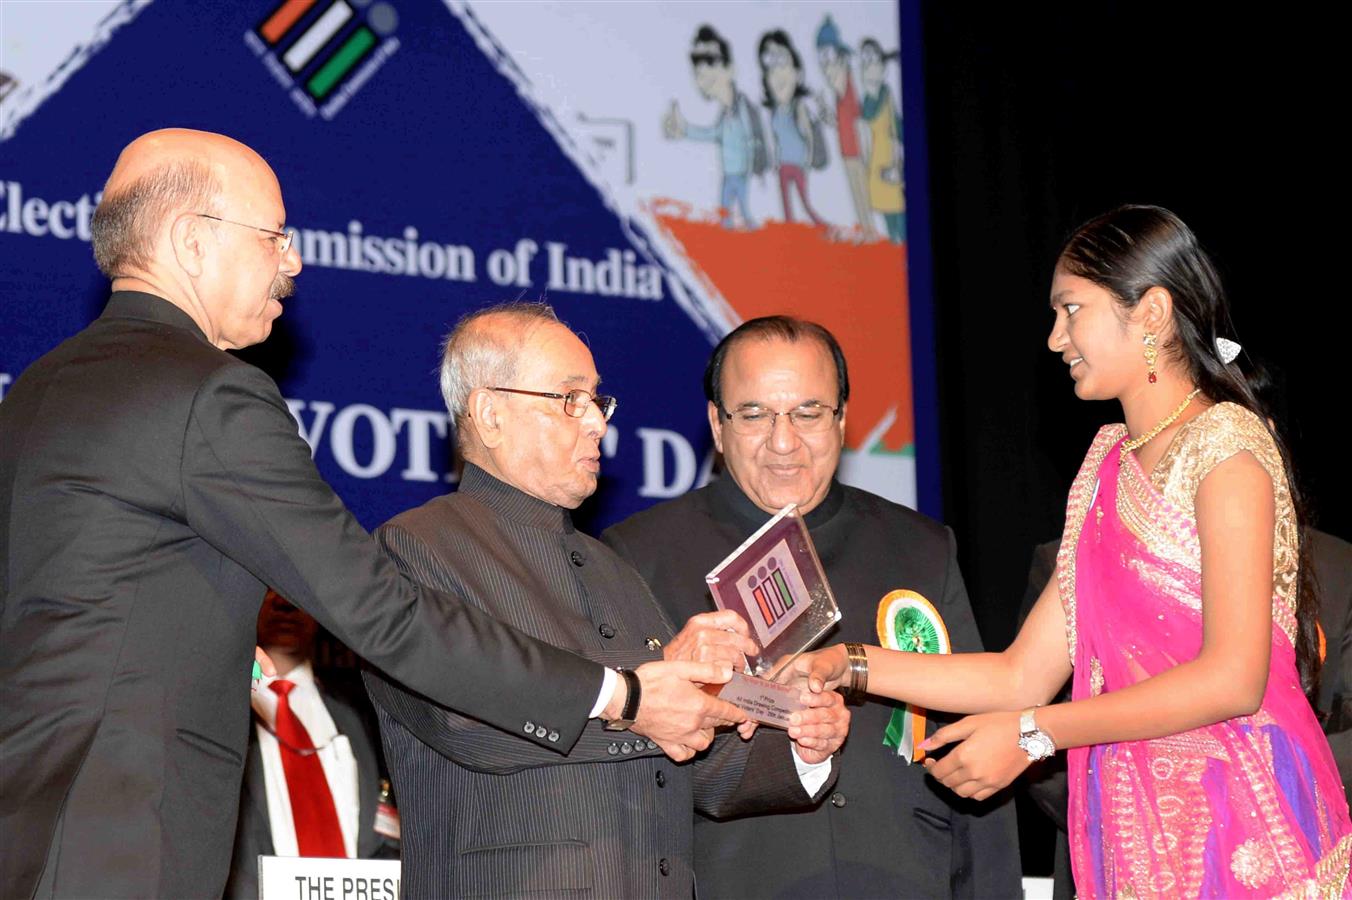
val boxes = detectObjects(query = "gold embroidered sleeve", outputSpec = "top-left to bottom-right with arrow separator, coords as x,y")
1152,403 -> 1299,644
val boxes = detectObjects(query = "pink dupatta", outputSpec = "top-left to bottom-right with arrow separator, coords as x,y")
1060,424 -> 1352,898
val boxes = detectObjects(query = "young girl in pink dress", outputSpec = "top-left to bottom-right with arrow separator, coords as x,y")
794,205 -> 1351,896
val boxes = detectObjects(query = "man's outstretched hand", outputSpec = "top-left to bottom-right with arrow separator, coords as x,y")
603,660 -> 747,762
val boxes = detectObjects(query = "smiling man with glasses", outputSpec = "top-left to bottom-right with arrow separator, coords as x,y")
604,315 -> 1023,898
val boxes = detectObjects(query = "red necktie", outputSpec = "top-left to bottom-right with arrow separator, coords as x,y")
269,679 -> 346,857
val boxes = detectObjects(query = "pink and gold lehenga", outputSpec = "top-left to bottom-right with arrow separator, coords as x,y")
1059,402 -> 1352,897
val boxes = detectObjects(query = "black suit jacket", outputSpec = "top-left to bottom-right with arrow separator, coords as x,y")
0,292 -> 601,898
224,681 -> 396,900
364,466 -> 833,898
604,476 -> 1023,898
1305,531 -> 1352,800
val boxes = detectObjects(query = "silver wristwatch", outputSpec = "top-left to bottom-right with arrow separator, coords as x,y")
1018,708 -> 1056,761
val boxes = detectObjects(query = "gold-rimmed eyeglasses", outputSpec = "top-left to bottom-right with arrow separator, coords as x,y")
195,213 -> 296,254
492,387 -> 618,421
721,402 -> 840,436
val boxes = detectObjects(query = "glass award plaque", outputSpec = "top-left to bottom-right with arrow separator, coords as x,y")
705,503 -> 841,726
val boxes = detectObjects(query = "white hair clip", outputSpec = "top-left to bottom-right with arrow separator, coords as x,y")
1216,337 -> 1242,364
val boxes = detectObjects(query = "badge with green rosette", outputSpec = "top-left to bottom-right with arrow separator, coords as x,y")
876,590 -> 950,762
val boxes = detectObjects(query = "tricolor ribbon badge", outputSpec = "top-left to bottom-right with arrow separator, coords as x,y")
876,590 -> 950,763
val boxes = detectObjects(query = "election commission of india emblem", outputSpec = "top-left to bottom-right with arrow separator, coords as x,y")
244,0 -> 402,120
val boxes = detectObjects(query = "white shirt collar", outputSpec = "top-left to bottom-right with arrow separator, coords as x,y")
251,659 -> 318,721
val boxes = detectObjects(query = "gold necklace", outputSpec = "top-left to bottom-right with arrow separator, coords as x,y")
1121,388 -> 1202,455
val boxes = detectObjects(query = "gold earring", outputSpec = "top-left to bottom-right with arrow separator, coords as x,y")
1143,332 -> 1158,384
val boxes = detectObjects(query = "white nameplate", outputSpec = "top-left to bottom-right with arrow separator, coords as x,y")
258,856 -> 401,900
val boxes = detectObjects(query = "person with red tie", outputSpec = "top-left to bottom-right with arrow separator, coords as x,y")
257,672 -> 349,857
226,590 -> 398,897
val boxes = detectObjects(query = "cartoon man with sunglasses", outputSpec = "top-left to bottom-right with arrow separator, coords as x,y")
663,24 -> 768,229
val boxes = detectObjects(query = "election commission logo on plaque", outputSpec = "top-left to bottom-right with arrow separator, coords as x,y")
735,541 -> 811,647
245,0 -> 401,120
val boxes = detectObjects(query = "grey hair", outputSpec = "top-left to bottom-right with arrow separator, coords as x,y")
440,301 -> 560,428
91,159 -> 221,277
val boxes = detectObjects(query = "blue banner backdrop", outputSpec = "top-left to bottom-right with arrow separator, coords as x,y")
0,0 -> 932,535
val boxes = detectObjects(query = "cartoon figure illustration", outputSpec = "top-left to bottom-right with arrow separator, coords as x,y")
859,38 -> 905,243
815,16 -> 877,240
758,29 -> 826,227
664,24 -> 767,229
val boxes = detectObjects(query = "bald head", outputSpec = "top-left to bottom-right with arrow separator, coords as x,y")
89,129 -> 302,350
92,129 -> 280,278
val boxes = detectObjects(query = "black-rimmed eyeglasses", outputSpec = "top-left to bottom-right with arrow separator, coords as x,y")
492,387 -> 618,421
195,213 -> 295,254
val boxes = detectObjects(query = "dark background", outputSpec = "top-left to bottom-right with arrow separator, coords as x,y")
919,3 -> 1345,872
922,3 -> 1344,649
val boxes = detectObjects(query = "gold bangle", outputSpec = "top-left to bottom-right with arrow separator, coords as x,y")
843,642 -> 869,700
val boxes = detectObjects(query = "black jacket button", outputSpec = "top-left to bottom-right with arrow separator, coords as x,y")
659,858 -> 671,876
830,792 -> 847,808
655,771 -> 666,787
598,623 -> 616,639
570,550 -> 585,567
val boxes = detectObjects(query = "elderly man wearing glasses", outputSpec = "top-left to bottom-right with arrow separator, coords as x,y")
363,302 -> 850,899
603,316 -> 1023,898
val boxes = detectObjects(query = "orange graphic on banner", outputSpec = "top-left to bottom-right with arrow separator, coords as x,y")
652,201 -> 912,453
261,0 -> 318,44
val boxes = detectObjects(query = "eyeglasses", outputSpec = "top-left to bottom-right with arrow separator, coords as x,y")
491,387 -> 618,421
721,402 -> 840,436
195,214 -> 295,254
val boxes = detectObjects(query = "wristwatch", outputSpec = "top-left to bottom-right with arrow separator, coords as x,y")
603,668 -> 641,731
1018,708 -> 1056,761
